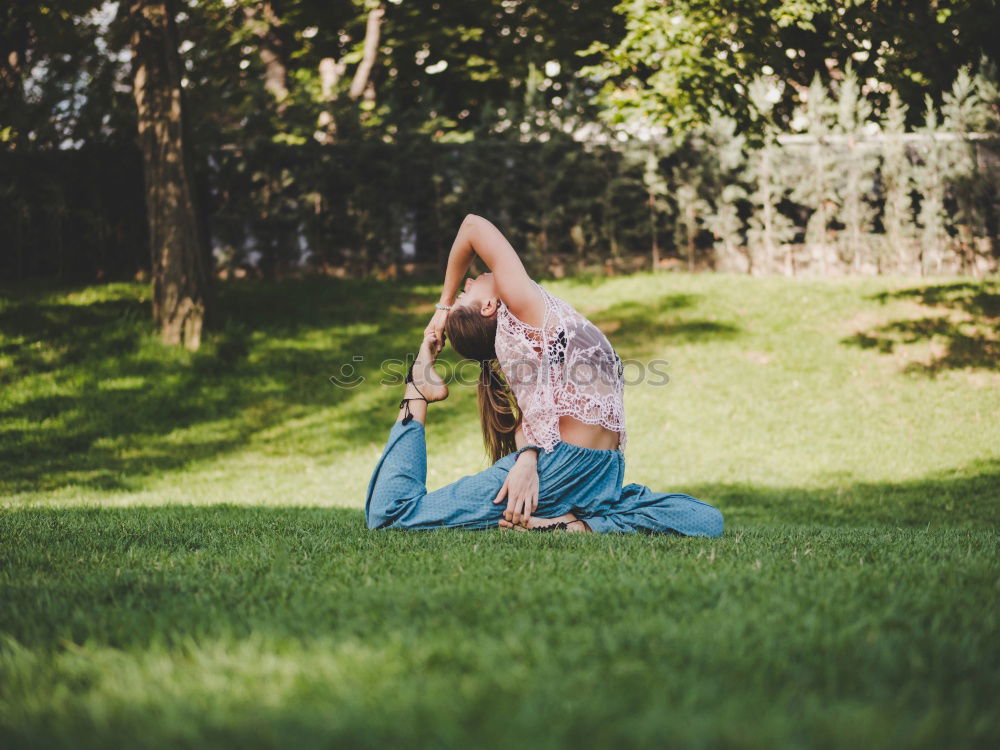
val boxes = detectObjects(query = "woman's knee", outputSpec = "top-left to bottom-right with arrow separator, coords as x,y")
672,493 -> 724,537
700,502 -> 724,537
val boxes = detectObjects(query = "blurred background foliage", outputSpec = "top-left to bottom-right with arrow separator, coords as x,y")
2,0 -> 999,283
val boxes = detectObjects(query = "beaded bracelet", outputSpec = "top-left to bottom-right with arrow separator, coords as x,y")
514,445 -> 543,460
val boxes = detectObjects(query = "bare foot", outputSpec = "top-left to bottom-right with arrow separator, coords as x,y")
499,512 -> 591,532
405,334 -> 448,403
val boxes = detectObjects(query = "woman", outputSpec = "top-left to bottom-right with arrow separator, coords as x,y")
364,214 -> 723,535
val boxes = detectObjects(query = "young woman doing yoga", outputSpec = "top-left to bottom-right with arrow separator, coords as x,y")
364,214 -> 723,535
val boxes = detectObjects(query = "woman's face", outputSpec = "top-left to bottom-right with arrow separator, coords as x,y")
456,272 -> 498,317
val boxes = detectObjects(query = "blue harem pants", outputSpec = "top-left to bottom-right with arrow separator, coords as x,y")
365,420 -> 723,536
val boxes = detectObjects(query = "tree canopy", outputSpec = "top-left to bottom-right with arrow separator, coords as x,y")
580,0 -> 1000,135
4,0 -> 998,152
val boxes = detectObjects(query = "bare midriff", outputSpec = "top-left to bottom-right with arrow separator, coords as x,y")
558,416 -> 621,451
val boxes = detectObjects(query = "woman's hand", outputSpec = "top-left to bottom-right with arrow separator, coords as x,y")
493,450 -> 539,525
424,308 -> 449,350
419,331 -> 443,361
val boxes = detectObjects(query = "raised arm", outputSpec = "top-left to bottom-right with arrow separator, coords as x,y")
438,214 -> 544,327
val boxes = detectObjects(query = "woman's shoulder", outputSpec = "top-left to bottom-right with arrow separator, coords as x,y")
528,280 -> 579,321
498,279 -> 550,330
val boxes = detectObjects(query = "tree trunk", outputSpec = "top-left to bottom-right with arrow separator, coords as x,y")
315,56 -> 346,143
245,2 -> 289,112
686,204 -> 696,272
348,2 -> 385,100
761,147 -> 773,272
647,189 -> 660,271
129,0 -> 209,350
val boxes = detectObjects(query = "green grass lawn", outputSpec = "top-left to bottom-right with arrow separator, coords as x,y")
1,272 -> 998,748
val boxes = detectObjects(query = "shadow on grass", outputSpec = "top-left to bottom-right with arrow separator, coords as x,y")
693,455 -> 1000,528
0,279 -> 436,493
0,279 -> 736,496
590,293 -> 741,355
841,280 -> 1000,374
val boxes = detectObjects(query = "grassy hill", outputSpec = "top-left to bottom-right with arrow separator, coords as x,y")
1,273 -> 998,747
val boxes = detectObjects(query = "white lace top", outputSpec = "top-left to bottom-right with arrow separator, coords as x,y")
495,280 -> 626,454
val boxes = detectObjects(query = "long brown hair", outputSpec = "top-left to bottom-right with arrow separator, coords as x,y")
444,305 -> 521,463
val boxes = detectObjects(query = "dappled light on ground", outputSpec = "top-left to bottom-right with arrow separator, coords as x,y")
842,280 -> 1000,374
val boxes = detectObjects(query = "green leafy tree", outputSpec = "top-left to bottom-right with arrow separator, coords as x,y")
878,91 -> 915,272
620,136 -> 672,270
745,77 -> 794,274
579,0 -> 1000,136
940,65 -> 994,272
914,99 -> 950,275
833,65 -> 878,272
0,1 -> 135,149
699,113 -> 748,271
790,74 -> 837,274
